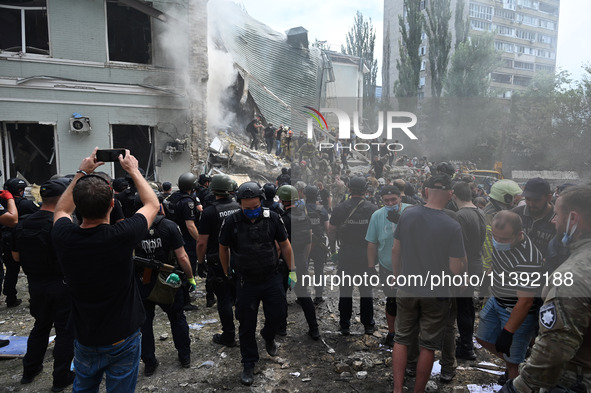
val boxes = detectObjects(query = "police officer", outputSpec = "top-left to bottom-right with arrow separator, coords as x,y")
303,185 -> 329,304
1,178 -> 39,307
197,175 -> 241,347
262,183 -> 284,215
12,179 -> 74,391
164,173 -> 201,311
134,191 -> 196,376
116,168 -> 145,218
195,174 -> 214,210
328,176 -> 377,335
503,185 -> 591,393
277,185 -> 320,339
219,181 -> 294,386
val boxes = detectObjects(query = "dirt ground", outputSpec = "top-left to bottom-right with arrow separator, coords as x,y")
0,262 -> 506,393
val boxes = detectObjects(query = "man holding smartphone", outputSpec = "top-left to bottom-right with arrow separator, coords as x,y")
52,147 -> 159,392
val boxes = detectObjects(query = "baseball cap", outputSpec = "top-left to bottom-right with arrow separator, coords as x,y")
522,177 -> 551,199
489,179 -> 523,203
425,174 -> 452,190
381,185 -> 401,196
40,179 -> 67,198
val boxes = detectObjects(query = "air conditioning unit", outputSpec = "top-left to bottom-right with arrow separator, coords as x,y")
70,117 -> 91,133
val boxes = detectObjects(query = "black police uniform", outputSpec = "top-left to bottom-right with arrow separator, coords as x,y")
116,187 -> 139,218
1,195 -> 39,305
12,209 -> 74,387
262,199 -> 284,215
330,196 -> 377,332
196,185 -> 213,210
280,205 -> 319,335
134,216 -> 191,368
198,197 -> 241,343
219,208 -> 288,365
305,202 -> 329,299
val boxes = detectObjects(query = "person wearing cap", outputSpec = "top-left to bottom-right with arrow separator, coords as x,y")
512,178 -> 555,260
12,179 -> 75,391
328,176 -> 378,336
391,173 -> 466,393
112,177 -> 129,195
482,179 -> 524,276
365,185 -> 410,347
161,181 -> 172,199
1,178 -> 39,308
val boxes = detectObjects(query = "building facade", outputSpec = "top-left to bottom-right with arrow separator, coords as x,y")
382,0 -> 560,101
0,0 -> 208,186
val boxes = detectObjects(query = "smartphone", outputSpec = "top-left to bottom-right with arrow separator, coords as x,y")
96,149 -> 125,162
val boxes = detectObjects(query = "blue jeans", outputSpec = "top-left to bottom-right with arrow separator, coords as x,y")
73,330 -> 141,393
275,140 -> 282,156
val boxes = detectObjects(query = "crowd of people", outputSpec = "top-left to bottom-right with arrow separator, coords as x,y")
0,145 -> 590,393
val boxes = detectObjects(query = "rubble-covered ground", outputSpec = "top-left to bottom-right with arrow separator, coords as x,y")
1,261 -> 507,393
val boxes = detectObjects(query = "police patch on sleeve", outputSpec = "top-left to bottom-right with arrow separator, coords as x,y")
539,302 -> 557,329
188,202 -> 195,210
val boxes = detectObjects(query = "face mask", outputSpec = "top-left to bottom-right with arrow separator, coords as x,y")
385,204 -> 400,213
561,213 -> 577,247
243,207 -> 261,220
492,237 -> 512,252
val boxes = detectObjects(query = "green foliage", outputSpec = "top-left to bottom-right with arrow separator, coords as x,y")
454,0 -> 470,49
424,0 -> 452,98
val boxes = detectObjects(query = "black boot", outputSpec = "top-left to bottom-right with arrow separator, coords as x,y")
241,363 -> 254,386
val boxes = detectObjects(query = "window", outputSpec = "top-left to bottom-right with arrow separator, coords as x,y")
536,63 -> 554,73
516,45 -> 535,55
518,0 -> 538,10
420,60 -> 426,71
107,3 -> 152,64
539,2 -> 558,15
536,49 -> 555,59
517,13 -> 538,26
539,34 -> 556,45
469,2 -> 493,20
495,41 -> 514,53
504,59 -> 514,68
495,8 -> 515,20
497,25 -> 514,36
112,125 -> 155,179
0,2 -> 49,55
420,0 -> 428,11
539,18 -> 556,30
503,0 -> 516,11
419,77 -> 426,88
471,19 -> 492,31
419,46 -> 426,56
515,29 -> 536,41
513,76 -> 531,86
492,73 -> 512,84
514,61 -> 534,70
421,31 -> 427,41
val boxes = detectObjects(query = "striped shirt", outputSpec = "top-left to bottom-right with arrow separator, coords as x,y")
491,233 -> 543,311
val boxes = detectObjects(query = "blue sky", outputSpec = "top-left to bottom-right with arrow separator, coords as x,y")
236,0 -> 590,83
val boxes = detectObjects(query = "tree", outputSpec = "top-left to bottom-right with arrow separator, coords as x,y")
312,39 -> 331,51
424,0 -> 452,98
394,0 -> 423,113
454,0 -> 470,49
341,11 -> 378,112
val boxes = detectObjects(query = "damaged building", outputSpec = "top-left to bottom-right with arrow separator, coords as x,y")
0,0 -> 208,185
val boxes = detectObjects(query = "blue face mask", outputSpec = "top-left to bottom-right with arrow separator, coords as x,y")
385,204 -> 400,213
492,236 -> 512,252
561,213 -> 577,247
243,207 -> 261,220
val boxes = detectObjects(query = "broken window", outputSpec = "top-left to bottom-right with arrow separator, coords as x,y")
1,122 -> 56,185
107,1 -> 152,64
112,125 -> 155,179
0,1 -> 49,55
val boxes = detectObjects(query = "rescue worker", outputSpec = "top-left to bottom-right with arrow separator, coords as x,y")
134,191 -> 196,375
298,140 -> 317,169
503,185 -> 591,393
1,178 -> 39,307
197,175 -> 241,348
277,185 -> 320,339
303,185 -> 330,304
219,181 -> 294,386
328,176 -> 378,335
13,179 -> 74,392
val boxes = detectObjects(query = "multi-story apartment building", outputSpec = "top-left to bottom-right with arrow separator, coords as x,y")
382,0 -> 560,101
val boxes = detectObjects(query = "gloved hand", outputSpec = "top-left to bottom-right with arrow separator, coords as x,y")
0,190 -> 14,200
499,379 -> 517,393
187,277 -> 197,292
197,263 -> 207,278
495,328 -> 514,357
288,271 -> 297,289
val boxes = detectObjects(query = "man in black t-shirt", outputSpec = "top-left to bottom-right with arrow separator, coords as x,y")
246,116 -> 263,150
52,148 -> 159,392
13,179 -> 74,391
0,186 -> 18,314
264,123 -> 275,154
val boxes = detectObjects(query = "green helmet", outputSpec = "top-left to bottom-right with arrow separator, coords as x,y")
277,185 -> 299,202
210,174 -> 232,195
230,179 -> 238,193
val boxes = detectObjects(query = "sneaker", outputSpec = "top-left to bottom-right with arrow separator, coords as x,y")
206,298 -> 217,308
264,338 -> 278,357
340,326 -> 350,336
313,297 -> 324,306
21,366 -> 43,384
182,303 -> 199,311
51,371 -> 75,392
383,332 -> 395,347
144,361 -> 159,376
241,363 -> 255,386
307,327 -> 320,340
440,370 -> 456,383
364,324 -> 376,335
6,298 -> 22,308
212,333 -> 237,348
